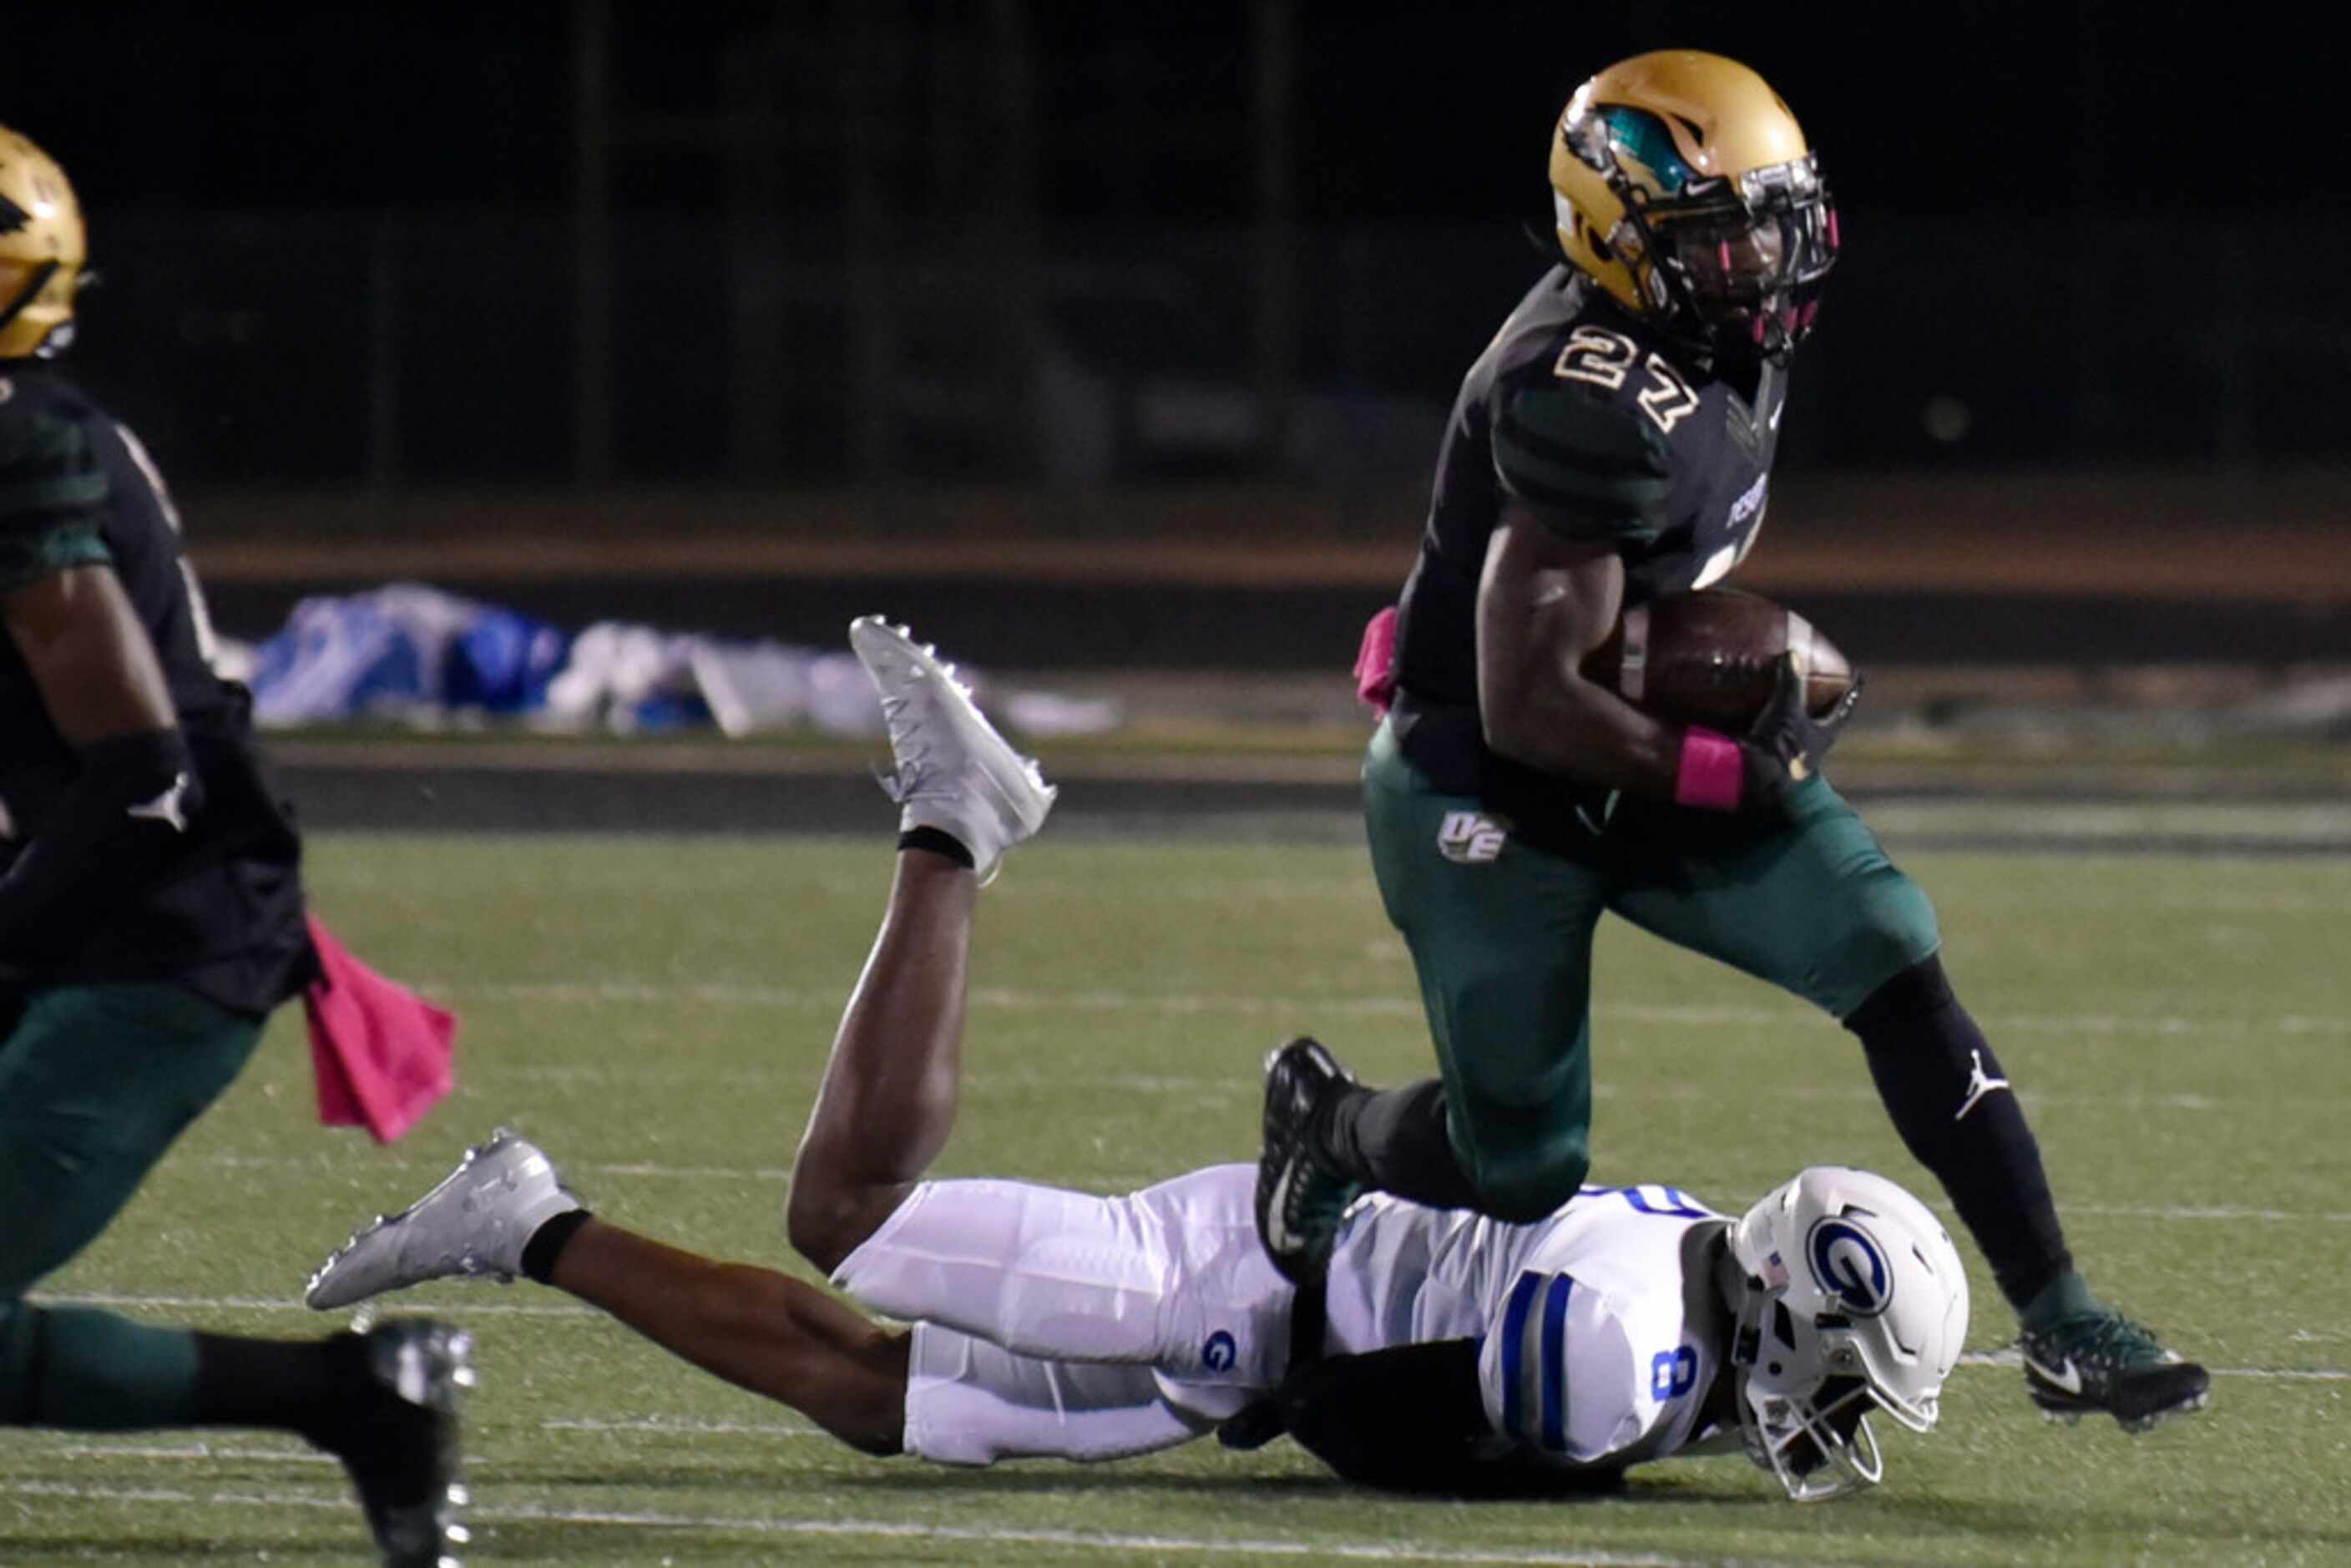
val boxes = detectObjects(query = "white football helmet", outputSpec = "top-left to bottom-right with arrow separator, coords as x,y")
1722,1166 -> 1969,1501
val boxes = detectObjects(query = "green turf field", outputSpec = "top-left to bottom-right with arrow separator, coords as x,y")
8,832 -> 2348,1565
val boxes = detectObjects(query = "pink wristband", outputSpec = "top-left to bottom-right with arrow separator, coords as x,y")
1675,728 -> 1744,812
1353,604 -> 1399,717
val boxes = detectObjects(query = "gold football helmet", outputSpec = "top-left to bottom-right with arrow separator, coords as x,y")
1549,51 -> 1836,363
0,124 -> 88,359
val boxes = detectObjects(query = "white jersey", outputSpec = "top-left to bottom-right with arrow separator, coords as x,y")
835,1166 -> 1732,1471
1326,1181 -> 1733,1469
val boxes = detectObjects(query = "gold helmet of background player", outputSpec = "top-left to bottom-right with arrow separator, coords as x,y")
1549,51 -> 1837,364
0,124 -> 88,360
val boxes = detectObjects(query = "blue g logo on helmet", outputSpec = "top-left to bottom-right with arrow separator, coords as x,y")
1202,1330 -> 1237,1372
1806,1218 -> 1893,1317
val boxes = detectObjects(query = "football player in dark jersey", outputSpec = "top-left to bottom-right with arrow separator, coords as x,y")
0,125 -> 468,1565
1252,52 -> 2209,1433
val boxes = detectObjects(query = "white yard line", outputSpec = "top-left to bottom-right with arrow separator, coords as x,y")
44,1441 -> 338,1464
32,1290 -> 599,1319
0,1479 -> 1753,1565
1959,1349 -> 2348,1382
178,1149 -> 2351,1221
582,1160 -> 798,1180
26,1293 -> 2351,1384
2067,1204 -> 2351,1223
361,1058 -> 2351,1115
422,976 -> 2351,1044
544,1414 -> 825,1436
173,1148 -> 2351,1222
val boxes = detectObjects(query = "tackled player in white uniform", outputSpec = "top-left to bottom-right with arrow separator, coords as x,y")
826,1164 -> 1740,1475
304,620 -> 1967,1502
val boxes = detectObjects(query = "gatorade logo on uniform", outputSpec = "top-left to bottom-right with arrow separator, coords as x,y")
1438,811 -> 1509,864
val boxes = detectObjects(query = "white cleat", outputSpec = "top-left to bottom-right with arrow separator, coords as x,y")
848,616 -> 1057,879
306,1128 -> 583,1311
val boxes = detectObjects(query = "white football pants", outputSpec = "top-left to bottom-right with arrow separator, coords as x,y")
831,1162 -> 1292,1465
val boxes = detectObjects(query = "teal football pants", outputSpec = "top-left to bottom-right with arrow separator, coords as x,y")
0,982 -> 264,1427
1363,719 -> 1939,1221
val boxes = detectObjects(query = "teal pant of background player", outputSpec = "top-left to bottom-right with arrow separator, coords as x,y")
0,982 -> 264,1427
1363,719 -> 1939,1222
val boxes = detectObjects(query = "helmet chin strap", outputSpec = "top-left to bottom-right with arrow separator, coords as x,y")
1712,1227 -> 1757,1313
0,260 -> 58,350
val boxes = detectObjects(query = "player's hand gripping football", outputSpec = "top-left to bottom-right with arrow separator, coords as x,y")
1742,652 -> 1863,809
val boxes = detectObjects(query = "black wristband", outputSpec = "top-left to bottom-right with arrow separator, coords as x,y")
520,1208 -> 595,1284
897,826 -> 975,869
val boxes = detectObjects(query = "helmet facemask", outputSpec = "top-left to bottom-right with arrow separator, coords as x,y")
1647,162 -> 1837,362
1722,1167 -> 1969,1503
1731,1308 -> 1919,1502
1558,98 -> 1838,367
0,260 -> 76,358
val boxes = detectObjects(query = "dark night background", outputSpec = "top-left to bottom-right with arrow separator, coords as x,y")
4,2 -> 2348,494
10,5 -> 2333,217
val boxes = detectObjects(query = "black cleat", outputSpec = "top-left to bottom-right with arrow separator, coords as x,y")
1255,1037 -> 1366,1286
326,1318 -> 475,1566
2020,1309 -> 2210,1433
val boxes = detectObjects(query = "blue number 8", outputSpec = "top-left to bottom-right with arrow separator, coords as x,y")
1577,1183 -> 1711,1219
1650,1346 -> 1697,1400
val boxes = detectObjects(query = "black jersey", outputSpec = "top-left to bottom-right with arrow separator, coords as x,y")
1389,268 -> 1785,823
0,364 -> 309,1015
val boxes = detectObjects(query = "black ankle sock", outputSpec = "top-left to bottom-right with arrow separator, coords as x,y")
190,1332 -> 367,1447
1327,1078 -> 1481,1209
1845,955 -> 2072,1310
521,1207 -> 596,1284
898,827 -> 974,869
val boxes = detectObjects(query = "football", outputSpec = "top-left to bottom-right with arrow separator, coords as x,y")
1582,588 -> 1853,730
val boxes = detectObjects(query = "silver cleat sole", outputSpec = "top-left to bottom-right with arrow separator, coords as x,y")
307,1128 -> 579,1311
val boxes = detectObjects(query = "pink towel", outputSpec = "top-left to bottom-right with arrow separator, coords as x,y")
1354,604 -> 1400,717
304,914 -> 458,1145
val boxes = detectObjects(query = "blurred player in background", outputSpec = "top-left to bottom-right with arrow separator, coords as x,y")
0,125 -> 467,1566
307,620 -> 1969,1502
1251,51 -> 2208,1432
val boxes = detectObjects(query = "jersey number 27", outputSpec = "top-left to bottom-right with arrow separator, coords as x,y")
1553,326 -> 1701,435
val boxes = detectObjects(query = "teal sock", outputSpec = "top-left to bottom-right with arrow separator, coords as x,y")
2020,1270 -> 2103,1332
14,1307 -> 200,1429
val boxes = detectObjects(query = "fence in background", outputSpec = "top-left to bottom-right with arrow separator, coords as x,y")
71,207 -> 2349,502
